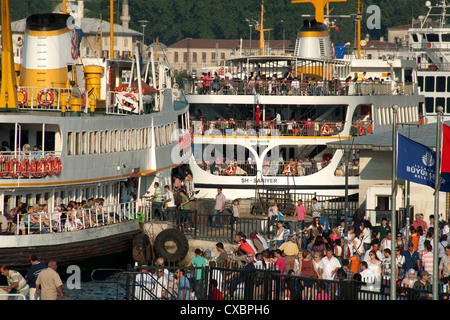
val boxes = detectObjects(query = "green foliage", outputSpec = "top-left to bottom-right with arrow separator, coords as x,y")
7,0 -> 429,47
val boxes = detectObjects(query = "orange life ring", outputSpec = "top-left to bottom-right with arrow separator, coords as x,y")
81,92 -> 87,109
283,165 -> 295,176
37,89 -> 54,107
9,158 -> 20,178
44,158 -> 53,176
21,159 -> 31,178
225,164 -> 236,175
195,123 -> 203,135
0,157 -> 9,177
52,157 -> 62,176
17,89 -> 27,106
367,124 -> 372,134
121,93 -> 137,107
37,158 -> 47,177
31,158 -> 40,177
320,124 -> 331,136
358,125 -> 365,135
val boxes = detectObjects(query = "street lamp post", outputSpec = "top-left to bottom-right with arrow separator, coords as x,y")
343,144 -> 351,260
138,19 -> 149,54
391,104 -> 398,300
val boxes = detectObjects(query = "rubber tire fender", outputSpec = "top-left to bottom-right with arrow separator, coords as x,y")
153,228 -> 189,263
132,233 -> 152,266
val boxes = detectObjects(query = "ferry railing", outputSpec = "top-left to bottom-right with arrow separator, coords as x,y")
14,200 -> 136,235
0,151 -> 62,179
17,86 -> 73,111
184,79 -> 414,96
192,120 -> 349,137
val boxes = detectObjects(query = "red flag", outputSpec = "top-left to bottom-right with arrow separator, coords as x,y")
256,97 -> 260,127
442,123 -> 450,173
335,26 -> 341,31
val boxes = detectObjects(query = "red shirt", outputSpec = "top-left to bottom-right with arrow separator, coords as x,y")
239,240 -> 255,255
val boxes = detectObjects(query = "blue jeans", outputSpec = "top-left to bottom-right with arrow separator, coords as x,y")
163,207 -> 175,222
211,209 -> 223,228
152,202 -> 163,220
177,210 -> 194,228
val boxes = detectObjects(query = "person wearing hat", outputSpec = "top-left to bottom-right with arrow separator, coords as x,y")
412,270 -> 432,300
26,255 -> 47,300
402,242 -> 421,275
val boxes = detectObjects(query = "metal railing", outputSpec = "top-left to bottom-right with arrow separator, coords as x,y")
0,152 -> 62,179
184,79 -> 415,97
17,87 -> 73,111
191,119 -> 355,137
120,265 -> 448,300
14,200 -> 137,235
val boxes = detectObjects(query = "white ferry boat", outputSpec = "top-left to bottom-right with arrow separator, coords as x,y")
183,0 -> 423,201
408,0 -> 450,124
0,1 -> 191,268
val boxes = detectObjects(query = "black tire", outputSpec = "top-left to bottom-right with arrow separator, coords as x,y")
132,233 -> 151,266
153,228 -> 189,263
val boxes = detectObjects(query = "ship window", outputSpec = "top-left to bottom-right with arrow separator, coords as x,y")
67,132 -> 73,155
426,34 -> 439,42
437,76 -> 446,92
425,97 -> 434,113
425,76 -> 435,92
412,34 -> 418,42
418,76 -> 423,91
442,34 -> 450,42
447,77 -> 450,92
436,97 -> 445,113
75,132 -> 81,155
82,131 -> 87,155
447,98 -> 450,113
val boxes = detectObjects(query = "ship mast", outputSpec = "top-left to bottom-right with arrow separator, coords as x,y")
292,0 -> 346,24
110,0 -> 114,59
254,2 -> 272,56
0,0 -> 18,111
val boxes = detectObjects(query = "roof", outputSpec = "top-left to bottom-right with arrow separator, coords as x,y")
362,40 -> 397,50
387,21 -> 436,31
168,38 -> 292,50
327,121 -> 449,152
5,17 -> 141,37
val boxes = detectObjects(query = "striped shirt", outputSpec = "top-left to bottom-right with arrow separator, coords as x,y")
422,251 -> 434,274
154,187 -> 163,202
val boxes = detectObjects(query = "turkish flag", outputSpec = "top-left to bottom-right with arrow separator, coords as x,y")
256,97 -> 260,127
335,26 -> 341,31
441,123 -> 450,173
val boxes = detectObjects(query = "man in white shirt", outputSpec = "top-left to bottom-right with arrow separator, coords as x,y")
359,261 -> 378,291
162,185 -> 175,222
318,249 -> 341,280
211,188 -> 226,228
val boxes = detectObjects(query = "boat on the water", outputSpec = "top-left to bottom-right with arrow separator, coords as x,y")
182,0 -> 423,202
0,0 -> 191,269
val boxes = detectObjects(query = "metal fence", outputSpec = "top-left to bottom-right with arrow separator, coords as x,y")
113,265 -> 448,301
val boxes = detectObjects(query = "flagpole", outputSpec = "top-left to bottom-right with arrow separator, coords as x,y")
433,106 -> 443,300
391,104 -> 398,300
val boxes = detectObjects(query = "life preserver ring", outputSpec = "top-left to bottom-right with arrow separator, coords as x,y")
0,157 -> 9,177
37,89 -> 54,107
195,123 -> 203,135
283,165 -> 295,176
121,93 -> 137,107
44,158 -> 53,176
37,158 -> 47,177
358,125 -> 365,135
367,124 -> 372,134
320,124 -> 331,136
225,164 -> 236,175
81,92 -> 87,109
9,158 -> 20,178
52,157 -> 62,176
21,159 -> 31,178
17,89 -> 27,106
31,158 -> 40,177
